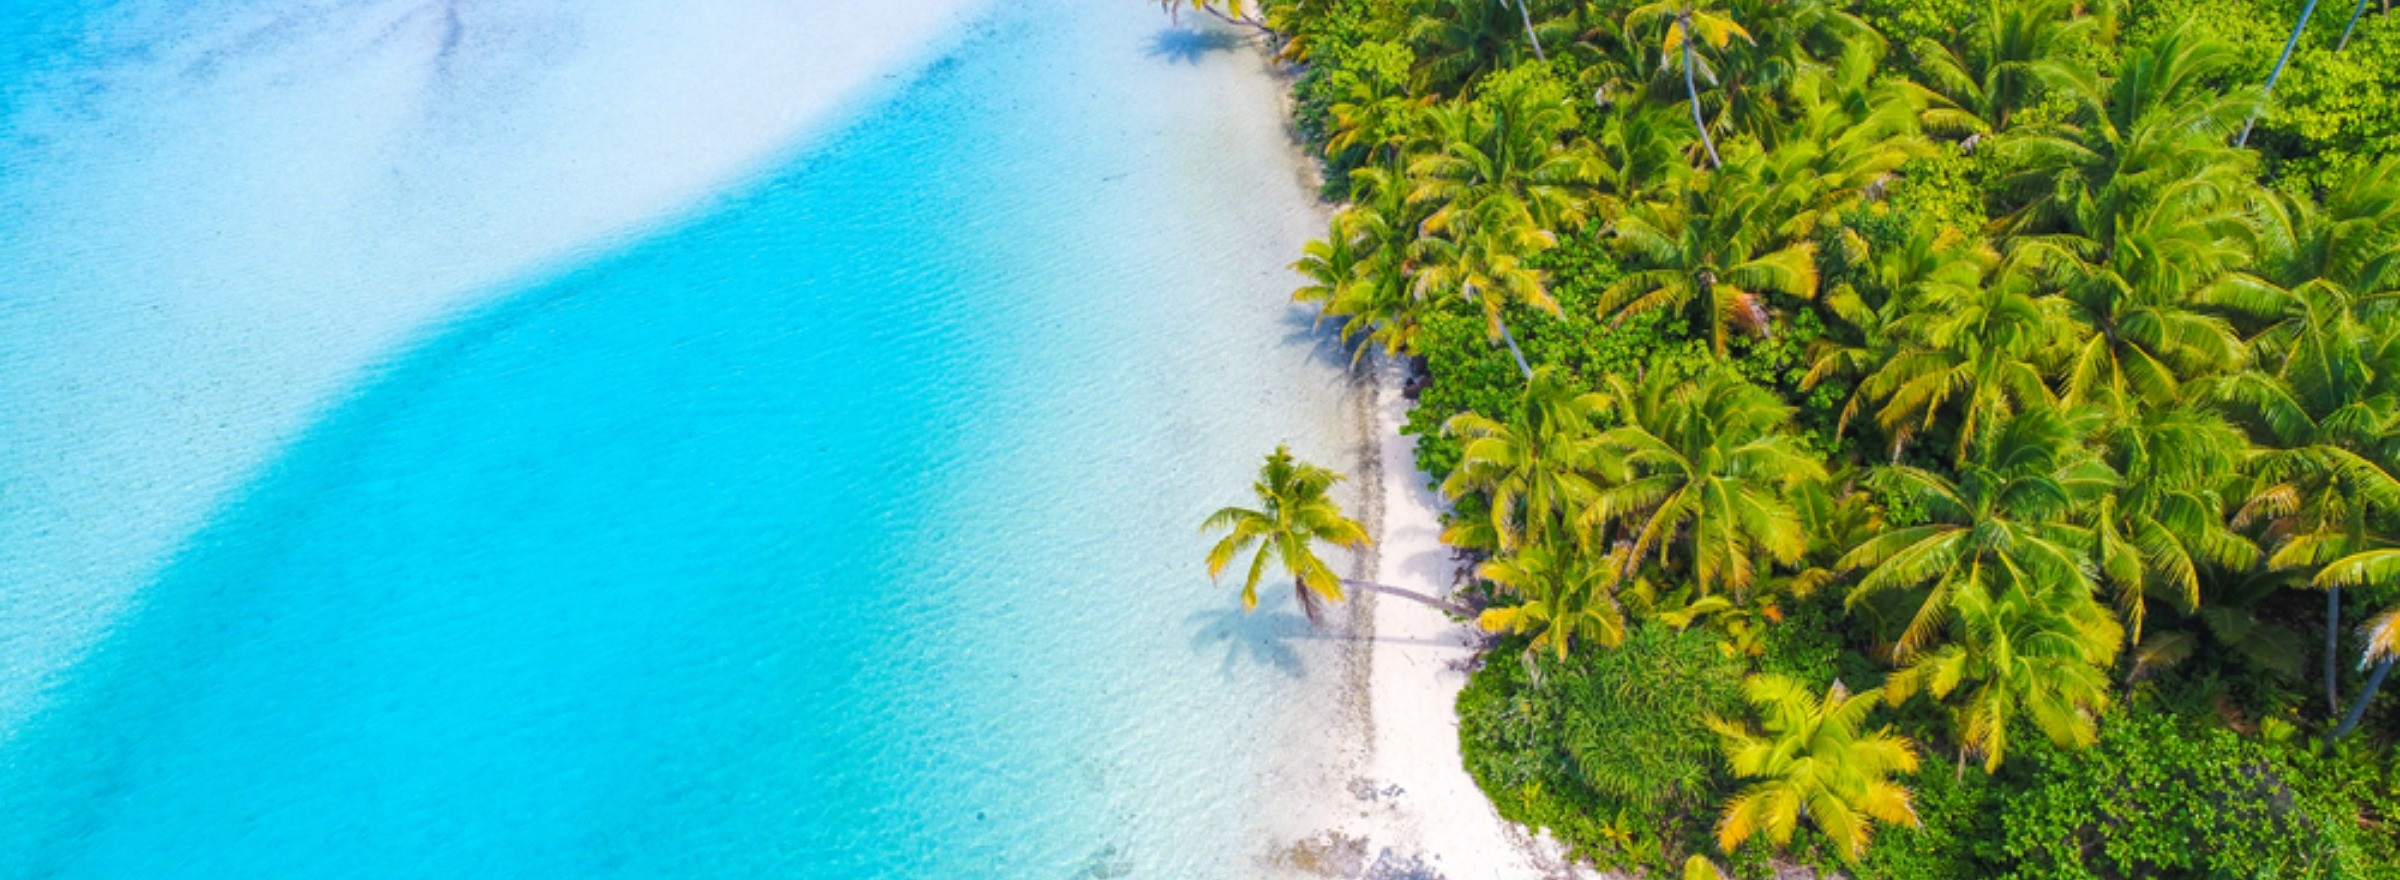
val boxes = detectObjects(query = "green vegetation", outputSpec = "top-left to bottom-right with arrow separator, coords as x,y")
1199,0 -> 2400,873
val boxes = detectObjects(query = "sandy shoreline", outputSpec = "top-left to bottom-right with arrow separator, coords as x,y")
1207,22 -> 1584,879
1288,357 -> 1585,880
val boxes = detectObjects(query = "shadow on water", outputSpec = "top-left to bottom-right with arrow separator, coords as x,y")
1279,302 -> 1375,375
1184,604 -> 1310,679
1145,26 -> 1244,64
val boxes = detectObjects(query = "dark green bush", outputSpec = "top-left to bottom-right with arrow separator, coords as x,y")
1457,624 -> 1748,872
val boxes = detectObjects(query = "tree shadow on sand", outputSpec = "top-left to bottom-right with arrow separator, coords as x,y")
1146,27 -> 1245,64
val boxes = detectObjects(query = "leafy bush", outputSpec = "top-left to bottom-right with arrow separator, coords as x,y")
1996,712 -> 2366,879
1457,624 -> 1748,871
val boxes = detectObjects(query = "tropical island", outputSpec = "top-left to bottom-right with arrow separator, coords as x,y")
1190,0 -> 2400,875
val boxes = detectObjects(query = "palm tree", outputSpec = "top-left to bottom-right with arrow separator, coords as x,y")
1988,24 -> 2256,240
1626,0 -> 1752,167
1883,575 -> 2122,773
1204,446 -> 1475,625
2308,550 -> 2400,746
2089,405 -> 2259,641
2223,310 -> 2400,712
1709,674 -> 1920,863
2243,157 -> 2400,361
1442,368 -> 1616,552
1586,369 -> 1827,596
1805,222 -> 1998,439
1597,157 -> 1820,355
1841,405 -> 2116,658
1321,41 -> 1427,168
1295,181 -> 1434,365
2021,178 -> 2256,414
1408,67 -> 1597,376
2238,0 -> 2325,146
1909,0 -> 2104,134
1750,54 -> 1936,235
1852,263 -> 2064,463
1477,543 -> 1635,660
1204,446 -> 1370,625
1408,0 -> 1541,91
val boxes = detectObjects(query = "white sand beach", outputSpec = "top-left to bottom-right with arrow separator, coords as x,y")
1258,357 -> 1591,880
1342,359 -> 1590,880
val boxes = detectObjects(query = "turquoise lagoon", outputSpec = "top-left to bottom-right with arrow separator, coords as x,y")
0,1 -> 1357,876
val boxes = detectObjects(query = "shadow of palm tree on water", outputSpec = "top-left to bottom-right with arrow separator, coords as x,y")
1146,27 -> 1245,64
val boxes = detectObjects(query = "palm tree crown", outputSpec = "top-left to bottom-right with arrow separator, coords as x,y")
1203,446 -> 1371,624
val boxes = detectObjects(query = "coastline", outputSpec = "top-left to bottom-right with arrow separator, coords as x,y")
1216,25 -> 1582,879
1341,356 -> 1585,880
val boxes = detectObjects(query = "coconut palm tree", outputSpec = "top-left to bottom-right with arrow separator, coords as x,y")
1597,156 -> 1821,355
2307,550 -> 2400,746
1442,368 -> 1617,552
1841,405 -> 2116,658
2020,179 -> 2257,414
1408,67 -> 1597,376
1321,41 -> 1427,168
1806,222 -> 1998,439
1204,446 -> 1371,625
1626,0 -> 1752,167
1883,576 -> 2123,773
1989,24 -> 2256,240
2242,157 -> 2400,360
1409,0 -> 1542,91
2088,405 -> 2259,641
1586,368 -> 1827,596
1709,674 -> 1920,863
1909,0 -> 2104,134
1205,446 -> 1475,625
2223,309 -> 2400,712
1852,263 -> 2066,463
1477,542 -> 1635,660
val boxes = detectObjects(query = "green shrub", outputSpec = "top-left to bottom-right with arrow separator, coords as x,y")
1995,713 -> 2365,879
1457,624 -> 1748,872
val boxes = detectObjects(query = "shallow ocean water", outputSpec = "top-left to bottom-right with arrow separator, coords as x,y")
0,1 -> 1355,876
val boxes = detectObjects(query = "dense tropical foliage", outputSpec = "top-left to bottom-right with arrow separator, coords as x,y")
1198,0 -> 2400,873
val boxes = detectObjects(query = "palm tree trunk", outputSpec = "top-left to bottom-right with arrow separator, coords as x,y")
2240,0 -> 2324,147
1295,576 -> 1325,627
2338,0 -> 2372,49
1343,578 -> 1476,618
2327,657 -> 2392,750
1681,26 -> 1722,168
1495,316 -> 1534,379
2329,586 -> 2344,714
1515,0 -> 1548,61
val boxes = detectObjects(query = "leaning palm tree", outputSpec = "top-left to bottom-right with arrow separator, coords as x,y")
1205,446 -> 1472,625
1709,674 -> 1920,863
1586,368 -> 1827,596
2223,306 -> 2400,712
1626,0 -> 1752,167
1477,542 -> 1635,660
1203,446 -> 1371,625
1884,576 -> 2122,773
